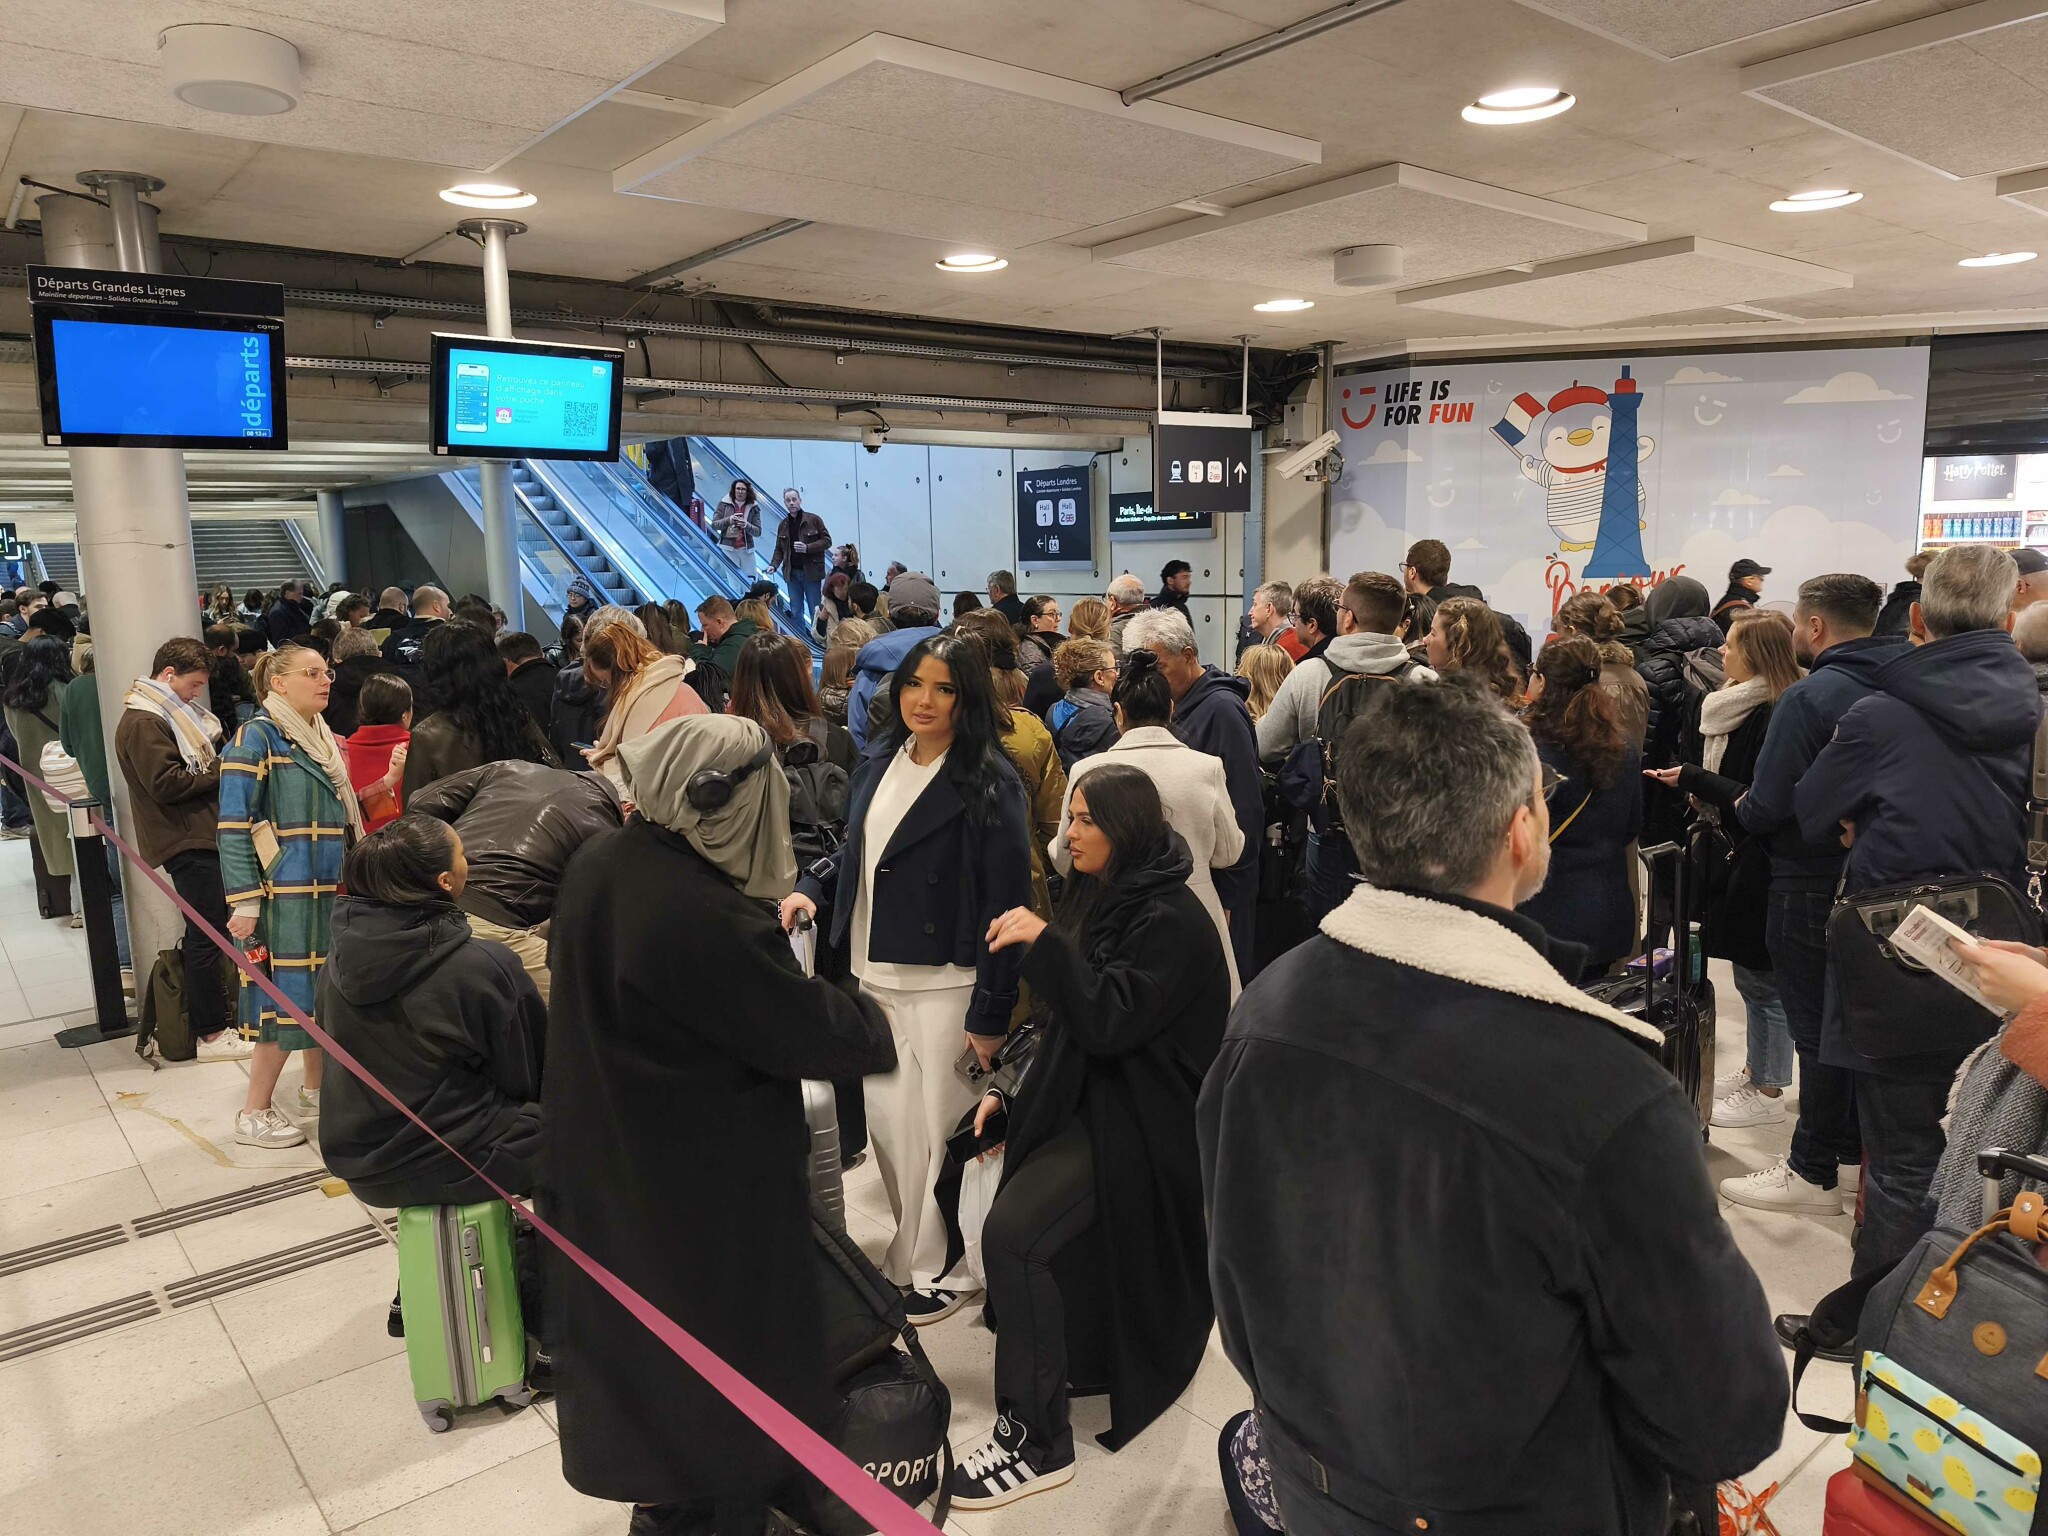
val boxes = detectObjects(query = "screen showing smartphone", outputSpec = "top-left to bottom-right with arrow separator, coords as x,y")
452,361 -> 490,434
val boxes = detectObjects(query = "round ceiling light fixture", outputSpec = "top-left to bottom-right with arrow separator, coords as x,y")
935,253 -> 1007,272
1959,250 -> 2037,267
439,183 -> 537,210
1461,86 -> 1574,125
158,24 -> 301,116
1769,189 -> 1863,212
1253,297 -> 1315,312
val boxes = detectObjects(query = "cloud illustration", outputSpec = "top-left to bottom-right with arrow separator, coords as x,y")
1454,538 -> 1486,551
1711,488 -> 1770,507
1784,371 -> 1913,405
1667,365 -> 1741,384
1362,439 -> 1423,466
1767,464 -> 1805,477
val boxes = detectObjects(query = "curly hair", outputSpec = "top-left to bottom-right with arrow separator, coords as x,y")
1524,635 -> 1626,786
419,622 -> 552,766
2,634 -> 72,711
1433,597 -> 1522,703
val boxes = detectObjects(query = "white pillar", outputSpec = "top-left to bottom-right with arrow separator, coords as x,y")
42,179 -> 190,975
465,217 -> 525,619
315,489 -> 347,586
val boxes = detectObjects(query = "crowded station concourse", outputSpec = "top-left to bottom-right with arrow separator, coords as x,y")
18,7 -> 2048,1536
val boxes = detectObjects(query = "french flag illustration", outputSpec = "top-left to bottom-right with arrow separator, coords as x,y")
1492,391 -> 1543,450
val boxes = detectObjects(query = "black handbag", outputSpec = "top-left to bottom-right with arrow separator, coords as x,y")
1826,873 -> 2040,1059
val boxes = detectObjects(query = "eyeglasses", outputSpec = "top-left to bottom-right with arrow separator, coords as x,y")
291,666 -> 335,682
1539,763 -> 1567,798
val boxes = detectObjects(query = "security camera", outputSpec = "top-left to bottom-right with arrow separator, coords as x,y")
1274,429 -> 1342,481
861,425 -> 888,454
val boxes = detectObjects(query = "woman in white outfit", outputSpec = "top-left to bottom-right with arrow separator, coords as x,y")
783,633 -> 1033,1323
1049,648 -> 1245,997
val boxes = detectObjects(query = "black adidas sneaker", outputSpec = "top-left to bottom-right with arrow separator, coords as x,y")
947,1414 -> 1076,1511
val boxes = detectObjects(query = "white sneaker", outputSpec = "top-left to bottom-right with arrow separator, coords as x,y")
1721,1157 -> 1841,1215
1712,1083 -> 1788,1129
296,1086 -> 320,1116
1839,1163 -> 1862,1200
235,1107 -> 307,1149
1713,1066 -> 1752,1099
194,1029 -> 253,1062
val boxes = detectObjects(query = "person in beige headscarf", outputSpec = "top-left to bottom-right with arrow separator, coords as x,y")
542,713 -> 895,1525
581,618 -> 706,798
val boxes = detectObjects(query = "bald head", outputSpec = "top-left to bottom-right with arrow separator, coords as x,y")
412,585 -> 450,618
1107,573 -> 1146,613
2016,601 -> 2048,664
378,586 -> 408,612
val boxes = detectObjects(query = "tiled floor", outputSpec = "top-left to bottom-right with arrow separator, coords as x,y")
0,830 -> 1855,1535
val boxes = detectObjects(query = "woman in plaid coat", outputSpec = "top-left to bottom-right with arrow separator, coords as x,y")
218,642 -> 362,1150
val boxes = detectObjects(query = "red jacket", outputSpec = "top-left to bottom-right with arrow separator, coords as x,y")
344,724 -> 410,831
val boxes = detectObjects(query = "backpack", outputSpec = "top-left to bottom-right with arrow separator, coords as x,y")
1281,660 -> 1412,828
135,947 -> 194,1063
687,659 -> 730,715
783,718 -> 850,866
1678,646 -> 1725,697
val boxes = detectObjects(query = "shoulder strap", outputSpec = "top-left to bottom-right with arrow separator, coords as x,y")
1548,793 -> 1594,844
2029,709 -> 2048,907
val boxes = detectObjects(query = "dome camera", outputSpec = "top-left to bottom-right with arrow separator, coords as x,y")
861,425 -> 889,454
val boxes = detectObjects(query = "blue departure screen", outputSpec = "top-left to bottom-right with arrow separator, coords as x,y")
50,318 -> 275,440
441,345 -> 618,455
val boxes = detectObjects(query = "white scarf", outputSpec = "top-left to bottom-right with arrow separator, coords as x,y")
262,692 -> 365,837
1698,676 -> 1772,775
123,677 -> 222,773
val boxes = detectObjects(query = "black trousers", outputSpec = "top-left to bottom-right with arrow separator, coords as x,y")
164,848 -> 230,1040
985,1117 -> 1096,1466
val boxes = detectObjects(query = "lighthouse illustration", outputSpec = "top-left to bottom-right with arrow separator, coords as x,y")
1491,368 -> 1655,577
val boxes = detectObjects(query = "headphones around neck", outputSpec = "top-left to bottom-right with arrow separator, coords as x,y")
684,740 -> 776,813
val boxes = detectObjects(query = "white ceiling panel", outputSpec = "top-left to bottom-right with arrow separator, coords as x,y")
1088,163 -> 1644,296
1742,2 -> 2048,179
1997,165 -> 2048,216
0,0 -> 723,171
1397,237 -> 1853,325
1515,0 -> 1881,58
616,33 -> 1319,246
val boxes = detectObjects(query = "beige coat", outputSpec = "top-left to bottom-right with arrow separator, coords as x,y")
1049,725 -> 1245,997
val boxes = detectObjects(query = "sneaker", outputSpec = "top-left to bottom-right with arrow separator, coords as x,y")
194,1030 -> 253,1062
947,1415 -> 1075,1511
1721,1157 -> 1841,1215
296,1086 -> 320,1116
1712,1083 -> 1788,1129
234,1107 -> 307,1149
1714,1065 -> 1752,1099
1839,1163 -> 1862,1200
68,912 -> 83,928
1774,1312 -> 1857,1363
0,824 -> 30,840
903,1287 -> 971,1326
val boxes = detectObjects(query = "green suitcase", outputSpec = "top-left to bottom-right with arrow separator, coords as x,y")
396,1200 -> 534,1431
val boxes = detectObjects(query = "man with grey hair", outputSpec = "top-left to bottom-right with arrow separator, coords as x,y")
1201,678 -> 1784,1536
1786,542 -> 2043,1357
1105,572 -> 1147,654
986,568 -> 1026,627
1236,579 -> 1304,663
1127,605 -> 1262,974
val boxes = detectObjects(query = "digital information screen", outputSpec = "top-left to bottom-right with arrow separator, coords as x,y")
45,317 -> 279,444
1110,489 -> 1212,536
429,335 -> 624,461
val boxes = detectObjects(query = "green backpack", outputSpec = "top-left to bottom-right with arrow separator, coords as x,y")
136,947 -> 194,1063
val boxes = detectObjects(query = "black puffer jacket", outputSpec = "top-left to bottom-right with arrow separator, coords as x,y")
549,662 -> 606,770
1638,616 -> 1726,771
317,897 -> 545,1209
405,761 -> 622,929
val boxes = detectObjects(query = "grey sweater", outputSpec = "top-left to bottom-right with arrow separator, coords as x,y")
1255,631 -> 1434,763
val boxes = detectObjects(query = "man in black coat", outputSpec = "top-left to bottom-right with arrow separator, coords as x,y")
1712,557 -> 1769,633
1201,679 -> 1785,1536
768,488 -> 831,627
1124,606 -> 1262,978
262,579 -> 312,648
495,630 -> 560,741
1873,550 -> 1931,638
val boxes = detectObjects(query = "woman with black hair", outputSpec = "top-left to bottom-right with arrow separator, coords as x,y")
317,815 -> 546,1208
730,631 -> 854,867
784,632 -> 1033,1321
711,477 -> 762,553
2,634 -> 76,900
946,765 -> 1230,1510
1014,596 -> 1065,672
401,621 -> 556,800
1518,636 -> 1643,977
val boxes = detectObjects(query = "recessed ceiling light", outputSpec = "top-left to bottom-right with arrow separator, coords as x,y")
439,183 -> 536,210
936,253 -> 1007,273
1253,298 -> 1315,312
1769,189 -> 1862,212
1959,250 -> 2037,267
1462,87 -> 1574,125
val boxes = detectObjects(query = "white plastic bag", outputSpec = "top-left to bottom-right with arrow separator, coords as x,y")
954,1147 -> 1004,1290
37,738 -> 87,815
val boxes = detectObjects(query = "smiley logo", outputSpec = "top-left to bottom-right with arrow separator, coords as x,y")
1877,420 -> 1903,444
1341,384 -> 1378,430
1426,478 -> 1456,509
1693,396 -> 1726,427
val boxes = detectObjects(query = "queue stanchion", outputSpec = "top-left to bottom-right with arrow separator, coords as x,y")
53,797 -> 134,1049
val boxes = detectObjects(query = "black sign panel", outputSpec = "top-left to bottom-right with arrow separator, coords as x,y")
1934,453 -> 2018,501
1016,464 -> 1093,567
28,265 -> 286,318
1156,415 -> 1254,516
0,521 -> 19,560
1110,490 -> 1210,534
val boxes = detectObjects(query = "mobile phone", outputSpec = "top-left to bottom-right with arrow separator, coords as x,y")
946,1107 -> 1008,1166
452,362 -> 491,434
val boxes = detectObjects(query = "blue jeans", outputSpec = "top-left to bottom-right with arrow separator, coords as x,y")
0,777 -> 28,829
788,569 -> 822,626
1301,828 -> 1357,926
1767,886 -> 1861,1188
1851,1071 -> 1950,1280
1730,962 -> 1792,1091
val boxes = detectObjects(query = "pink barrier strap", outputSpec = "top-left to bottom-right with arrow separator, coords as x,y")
0,750 -> 944,1536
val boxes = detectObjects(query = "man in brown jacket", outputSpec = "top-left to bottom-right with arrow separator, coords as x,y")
114,637 -> 248,1060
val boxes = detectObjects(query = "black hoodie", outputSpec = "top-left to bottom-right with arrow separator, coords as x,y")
316,897 -> 545,1208
1169,665 -> 1262,909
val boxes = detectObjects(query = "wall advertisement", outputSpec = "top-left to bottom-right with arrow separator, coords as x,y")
1329,344 -> 1931,628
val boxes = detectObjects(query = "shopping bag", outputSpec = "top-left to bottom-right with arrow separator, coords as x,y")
954,1148 -> 1004,1291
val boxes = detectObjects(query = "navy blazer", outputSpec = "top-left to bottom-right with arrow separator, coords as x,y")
797,740 -> 1033,1037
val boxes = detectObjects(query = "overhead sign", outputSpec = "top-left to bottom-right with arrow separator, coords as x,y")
1110,489 -> 1211,535
0,521 -> 19,560
1933,453 -> 2018,501
28,265 -> 286,318
1016,463 -> 1094,568
1155,410 -> 1254,517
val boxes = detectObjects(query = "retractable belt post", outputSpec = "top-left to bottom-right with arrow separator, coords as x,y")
56,796 -> 132,1049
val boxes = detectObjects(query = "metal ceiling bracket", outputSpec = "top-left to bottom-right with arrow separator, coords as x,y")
1120,0 -> 1410,103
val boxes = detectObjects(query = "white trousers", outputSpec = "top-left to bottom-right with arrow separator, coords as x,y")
860,978 -> 980,1290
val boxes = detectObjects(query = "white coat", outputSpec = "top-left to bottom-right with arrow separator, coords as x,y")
1049,724 -> 1245,997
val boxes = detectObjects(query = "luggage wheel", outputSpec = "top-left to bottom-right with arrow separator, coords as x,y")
420,1405 -> 454,1434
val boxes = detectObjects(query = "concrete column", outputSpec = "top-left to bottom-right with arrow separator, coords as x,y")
464,218 -> 526,619
41,180 -> 190,975
315,489 -> 347,586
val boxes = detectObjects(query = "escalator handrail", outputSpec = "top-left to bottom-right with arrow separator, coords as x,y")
443,468 -> 633,613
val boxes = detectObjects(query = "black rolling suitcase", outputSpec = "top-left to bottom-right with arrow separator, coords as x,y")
29,829 -> 71,919
1582,840 -> 1715,1129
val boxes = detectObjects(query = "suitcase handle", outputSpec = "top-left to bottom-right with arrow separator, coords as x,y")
462,1222 -> 496,1365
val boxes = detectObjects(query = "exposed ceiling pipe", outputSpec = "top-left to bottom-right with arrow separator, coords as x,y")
632,218 -> 812,287
741,303 -> 1231,373
1120,0 -> 1410,104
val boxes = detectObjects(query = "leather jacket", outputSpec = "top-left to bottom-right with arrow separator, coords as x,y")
405,760 -> 622,929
